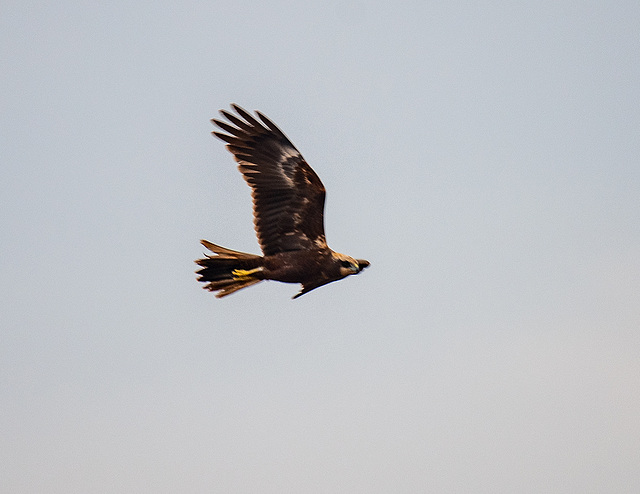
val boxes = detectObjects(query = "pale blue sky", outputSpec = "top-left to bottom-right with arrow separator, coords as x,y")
2,1 -> 639,492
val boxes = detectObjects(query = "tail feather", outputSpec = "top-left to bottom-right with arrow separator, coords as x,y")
196,240 -> 264,298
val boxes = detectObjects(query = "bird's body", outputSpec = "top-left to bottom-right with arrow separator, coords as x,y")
196,104 -> 369,299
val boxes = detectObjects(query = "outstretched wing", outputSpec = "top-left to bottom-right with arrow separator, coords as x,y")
212,104 -> 327,256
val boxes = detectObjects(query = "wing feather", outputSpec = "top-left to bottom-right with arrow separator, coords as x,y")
212,104 -> 327,255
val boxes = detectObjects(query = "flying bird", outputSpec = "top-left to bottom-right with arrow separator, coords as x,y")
196,104 -> 369,299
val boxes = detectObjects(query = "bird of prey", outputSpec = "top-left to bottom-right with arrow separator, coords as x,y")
195,104 -> 369,299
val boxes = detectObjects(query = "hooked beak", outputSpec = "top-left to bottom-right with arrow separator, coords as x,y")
356,259 -> 370,273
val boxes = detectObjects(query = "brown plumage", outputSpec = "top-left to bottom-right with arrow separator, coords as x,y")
196,104 -> 369,299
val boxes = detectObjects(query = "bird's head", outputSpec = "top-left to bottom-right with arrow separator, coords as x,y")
333,252 -> 370,277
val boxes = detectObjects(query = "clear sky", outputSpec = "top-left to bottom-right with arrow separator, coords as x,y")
2,1 -> 639,492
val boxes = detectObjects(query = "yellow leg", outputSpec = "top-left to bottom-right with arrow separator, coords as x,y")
232,267 -> 263,280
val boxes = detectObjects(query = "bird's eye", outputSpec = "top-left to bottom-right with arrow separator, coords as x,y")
340,260 -> 352,268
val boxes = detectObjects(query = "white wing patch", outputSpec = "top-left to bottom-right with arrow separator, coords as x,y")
275,145 -> 300,187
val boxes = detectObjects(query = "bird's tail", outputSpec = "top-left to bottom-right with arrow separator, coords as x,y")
195,240 -> 264,298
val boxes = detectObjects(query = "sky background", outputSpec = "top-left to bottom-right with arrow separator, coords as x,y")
1,1 -> 639,492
